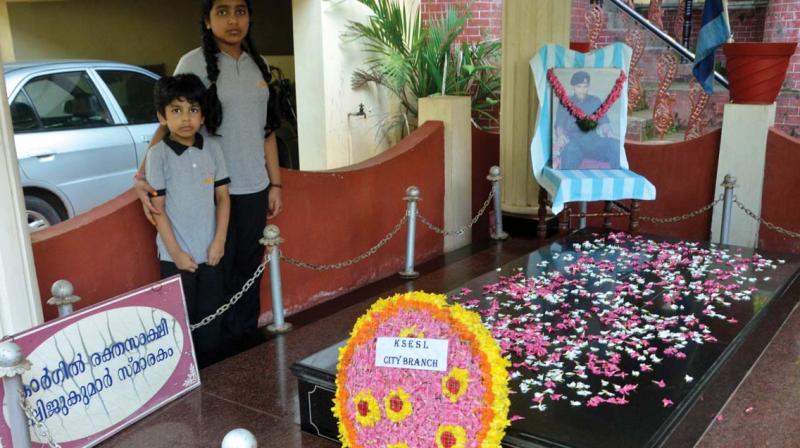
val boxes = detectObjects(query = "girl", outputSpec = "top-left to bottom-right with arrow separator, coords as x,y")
136,0 -> 282,344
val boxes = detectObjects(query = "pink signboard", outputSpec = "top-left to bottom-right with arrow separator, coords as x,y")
0,276 -> 199,447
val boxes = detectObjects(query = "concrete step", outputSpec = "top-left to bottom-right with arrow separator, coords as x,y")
625,82 -> 728,141
626,109 -> 653,141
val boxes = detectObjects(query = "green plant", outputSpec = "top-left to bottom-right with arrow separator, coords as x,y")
347,0 -> 501,136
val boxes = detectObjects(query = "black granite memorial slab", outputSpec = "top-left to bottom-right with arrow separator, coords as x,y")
291,231 -> 800,447
291,340 -> 346,443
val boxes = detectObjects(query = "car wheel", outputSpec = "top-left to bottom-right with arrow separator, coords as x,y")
25,196 -> 62,231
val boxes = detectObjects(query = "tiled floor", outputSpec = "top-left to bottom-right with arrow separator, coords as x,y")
696,297 -> 800,448
100,235 -> 800,447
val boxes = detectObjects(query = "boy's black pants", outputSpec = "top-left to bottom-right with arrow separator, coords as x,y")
160,262 -> 225,366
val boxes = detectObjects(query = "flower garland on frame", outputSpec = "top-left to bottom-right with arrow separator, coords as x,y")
333,292 -> 510,448
547,68 -> 627,132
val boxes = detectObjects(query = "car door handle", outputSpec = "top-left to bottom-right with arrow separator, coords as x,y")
36,154 -> 55,161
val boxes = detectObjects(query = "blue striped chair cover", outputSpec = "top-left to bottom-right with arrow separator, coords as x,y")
529,43 -> 656,214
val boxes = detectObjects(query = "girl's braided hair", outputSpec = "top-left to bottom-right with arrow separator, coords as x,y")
200,0 -> 281,136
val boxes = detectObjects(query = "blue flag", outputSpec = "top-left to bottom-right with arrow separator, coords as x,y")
692,0 -> 731,94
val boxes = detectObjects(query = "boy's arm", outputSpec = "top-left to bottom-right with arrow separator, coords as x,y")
134,125 -> 170,223
207,185 -> 230,266
151,196 -> 199,273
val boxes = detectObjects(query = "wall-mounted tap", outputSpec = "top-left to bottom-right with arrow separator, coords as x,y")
348,103 -> 367,119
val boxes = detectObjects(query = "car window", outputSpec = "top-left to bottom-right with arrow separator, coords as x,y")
23,71 -> 112,130
10,92 -> 40,132
98,70 -> 158,125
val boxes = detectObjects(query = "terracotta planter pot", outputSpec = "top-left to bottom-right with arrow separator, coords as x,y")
723,42 -> 797,104
569,42 -> 592,53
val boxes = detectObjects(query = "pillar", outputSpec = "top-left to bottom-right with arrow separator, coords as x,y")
419,96 -> 472,251
0,0 -> 15,62
0,55 -> 43,336
710,104 -> 776,247
499,0 -> 570,215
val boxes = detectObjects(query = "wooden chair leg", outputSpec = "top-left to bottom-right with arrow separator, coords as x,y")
603,201 -> 613,231
558,205 -> 570,237
629,200 -> 640,234
537,187 -> 548,243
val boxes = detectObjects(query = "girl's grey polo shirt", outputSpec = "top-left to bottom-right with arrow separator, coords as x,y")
175,47 -> 270,195
146,135 -> 230,264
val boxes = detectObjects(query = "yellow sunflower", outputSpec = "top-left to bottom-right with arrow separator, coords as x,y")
441,367 -> 469,403
386,444 -> 409,448
384,388 -> 413,423
435,424 -> 467,448
398,325 -> 425,338
352,389 -> 381,427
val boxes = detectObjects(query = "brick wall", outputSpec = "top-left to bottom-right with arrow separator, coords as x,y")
569,1 -> 766,48
420,0 -> 503,42
766,0 -> 800,136
572,0 -> 590,42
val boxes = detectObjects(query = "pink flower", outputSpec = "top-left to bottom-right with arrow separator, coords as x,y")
616,384 -> 638,396
652,379 -> 666,388
662,398 -> 674,407
587,396 -> 605,407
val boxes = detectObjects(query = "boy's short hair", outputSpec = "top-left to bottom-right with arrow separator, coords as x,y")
154,74 -> 207,115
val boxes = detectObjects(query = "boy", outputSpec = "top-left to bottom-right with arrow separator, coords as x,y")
147,74 -> 230,366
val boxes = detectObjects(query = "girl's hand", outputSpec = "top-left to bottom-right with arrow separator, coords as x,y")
207,238 -> 225,266
134,178 -> 160,225
267,186 -> 283,218
173,251 -> 199,273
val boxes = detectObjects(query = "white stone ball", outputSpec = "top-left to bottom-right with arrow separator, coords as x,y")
221,429 -> 257,448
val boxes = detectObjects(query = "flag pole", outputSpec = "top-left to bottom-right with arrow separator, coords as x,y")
722,0 -> 733,42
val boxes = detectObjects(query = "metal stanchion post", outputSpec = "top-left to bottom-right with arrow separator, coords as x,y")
579,202 -> 588,229
0,340 -> 32,448
487,166 -> 509,240
399,186 -> 420,279
47,280 -> 80,317
221,428 -> 257,448
720,174 -> 736,245
260,225 -> 292,334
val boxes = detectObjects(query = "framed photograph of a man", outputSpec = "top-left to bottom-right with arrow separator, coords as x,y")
550,68 -> 625,170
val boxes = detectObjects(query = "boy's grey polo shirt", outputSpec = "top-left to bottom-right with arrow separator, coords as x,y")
146,135 -> 230,264
175,47 -> 270,195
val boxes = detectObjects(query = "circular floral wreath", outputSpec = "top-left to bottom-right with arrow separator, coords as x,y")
333,292 -> 510,448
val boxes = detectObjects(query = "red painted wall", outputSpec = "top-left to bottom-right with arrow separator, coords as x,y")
31,122 -> 446,324
588,131 -> 721,241
267,122 -> 445,321
31,191 -> 159,322
759,128 -> 800,254
626,130 -> 721,241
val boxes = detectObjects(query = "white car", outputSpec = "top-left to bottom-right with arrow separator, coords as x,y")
4,60 -> 160,230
